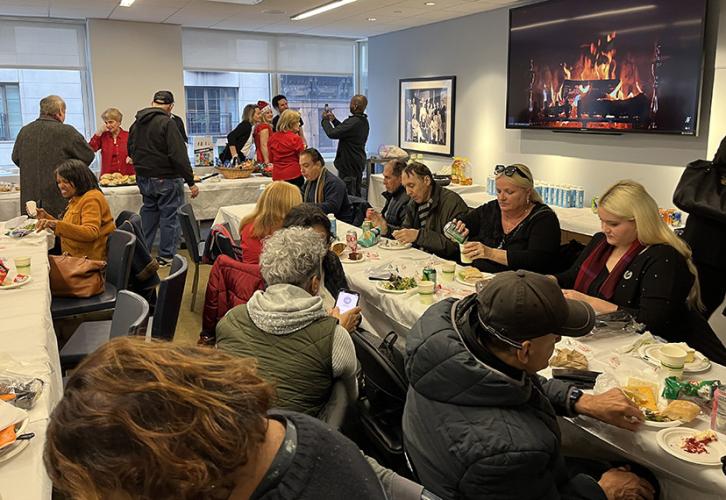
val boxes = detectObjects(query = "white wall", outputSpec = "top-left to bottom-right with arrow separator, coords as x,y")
87,19 -> 185,133
367,1 -> 726,208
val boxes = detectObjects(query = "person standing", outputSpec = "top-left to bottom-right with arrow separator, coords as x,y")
269,110 -> 306,186
219,104 -> 258,164
321,95 -> 369,197
128,90 -> 199,267
253,100 -> 274,165
89,107 -> 133,176
271,94 -> 306,142
12,95 -> 95,218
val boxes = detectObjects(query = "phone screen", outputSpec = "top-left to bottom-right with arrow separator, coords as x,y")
335,290 -> 360,314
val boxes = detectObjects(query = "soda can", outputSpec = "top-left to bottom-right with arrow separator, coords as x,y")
423,266 -> 437,287
345,230 -> 358,253
711,385 -> 726,433
443,221 -> 467,244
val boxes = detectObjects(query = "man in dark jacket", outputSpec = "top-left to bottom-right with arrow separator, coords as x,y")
393,161 -> 468,259
12,95 -> 95,218
321,95 -> 369,197
404,270 -> 656,500
367,158 -> 410,235
128,90 -> 199,266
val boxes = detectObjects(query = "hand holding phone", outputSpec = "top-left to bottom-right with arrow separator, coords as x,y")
335,289 -> 360,314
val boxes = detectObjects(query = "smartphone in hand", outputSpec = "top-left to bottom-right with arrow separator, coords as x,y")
324,103 -> 330,114
335,289 -> 360,314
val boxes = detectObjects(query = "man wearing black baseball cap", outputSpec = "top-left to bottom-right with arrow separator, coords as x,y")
403,270 -> 656,500
128,90 -> 199,266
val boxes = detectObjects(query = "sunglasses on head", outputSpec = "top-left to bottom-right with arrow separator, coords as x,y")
494,164 -> 531,181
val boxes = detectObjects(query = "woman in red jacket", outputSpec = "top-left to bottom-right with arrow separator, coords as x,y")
269,110 -> 306,187
88,108 -> 133,176
238,180 -> 303,264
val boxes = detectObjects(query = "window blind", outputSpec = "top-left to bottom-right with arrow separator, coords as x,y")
0,20 -> 86,69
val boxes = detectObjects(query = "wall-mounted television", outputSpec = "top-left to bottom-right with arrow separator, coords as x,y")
506,0 -> 707,135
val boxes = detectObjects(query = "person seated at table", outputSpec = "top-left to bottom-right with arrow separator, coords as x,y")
366,158 -> 410,235
253,100 -> 274,164
219,103 -> 258,164
556,180 -> 726,364
88,107 -> 133,176
44,337 -> 389,500
269,110 -> 306,187
300,147 -> 354,224
216,227 -> 361,417
452,163 -> 560,273
238,181 -> 303,265
35,159 -> 115,261
404,270 -> 658,500
394,161 -> 468,259
282,203 -> 349,299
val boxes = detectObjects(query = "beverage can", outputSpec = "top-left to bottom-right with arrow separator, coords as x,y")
443,221 -> 467,244
345,230 -> 358,253
423,266 -> 437,287
711,385 -> 726,433
327,214 -> 337,238
362,220 -> 372,232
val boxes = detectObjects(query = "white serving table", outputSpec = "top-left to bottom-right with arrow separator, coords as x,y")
0,225 -> 63,500
214,203 -> 725,498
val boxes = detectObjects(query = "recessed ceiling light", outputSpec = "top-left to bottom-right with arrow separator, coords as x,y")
425,2 -> 436,6
367,17 -> 376,21
119,0 -> 135,7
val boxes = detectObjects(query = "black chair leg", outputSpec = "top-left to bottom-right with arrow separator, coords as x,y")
190,263 -> 199,312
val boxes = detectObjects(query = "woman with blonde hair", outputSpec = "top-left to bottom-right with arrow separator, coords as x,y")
238,180 -> 303,264
253,100 -> 274,165
88,107 -> 133,176
453,163 -> 561,273
269,109 -> 306,186
557,180 -> 726,363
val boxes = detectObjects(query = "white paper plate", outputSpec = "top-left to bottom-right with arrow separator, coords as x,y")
455,271 -> 492,288
340,253 -> 367,264
642,418 -> 683,429
0,418 -> 31,463
0,275 -> 32,290
639,344 -> 711,373
376,282 -> 417,294
378,239 -> 412,251
656,427 -> 726,465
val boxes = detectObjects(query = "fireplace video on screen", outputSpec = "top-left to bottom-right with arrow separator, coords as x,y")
506,0 -> 707,135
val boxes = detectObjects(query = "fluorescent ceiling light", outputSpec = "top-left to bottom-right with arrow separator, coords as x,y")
291,0 -> 357,21
119,0 -> 135,7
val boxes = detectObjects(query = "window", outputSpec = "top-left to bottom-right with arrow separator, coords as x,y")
0,83 -> 21,141
185,86 -> 239,136
278,74 -> 354,155
358,41 -> 368,97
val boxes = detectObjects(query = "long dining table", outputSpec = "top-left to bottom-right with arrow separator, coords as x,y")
0,222 -> 63,500
214,202 -> 725,499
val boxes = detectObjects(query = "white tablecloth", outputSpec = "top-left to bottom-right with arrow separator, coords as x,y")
213,203 -> 725,498
0,227 -> 63,500
367,174 -> 488,210
0,193 -> 18,222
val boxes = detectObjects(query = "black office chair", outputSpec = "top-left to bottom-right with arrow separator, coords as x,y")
51,229 -> 136,319
177,204 -> 206,311
150,254 -> 188,341
351,330 -> 411,476
59,290 -> 149,372
319,379 -> 353,432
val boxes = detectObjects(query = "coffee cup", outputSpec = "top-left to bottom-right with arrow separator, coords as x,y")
659,345 -> 687,378
459,243 -> 472,264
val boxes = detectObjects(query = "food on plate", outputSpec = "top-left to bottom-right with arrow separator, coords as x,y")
623,378 -> 659,412
381,239 -> 406,249
681,430 -> 717,454
331,242 -> 346,256
0,424 -> 16,448
549,348 -> 588,370
458,267 -> 484,283
381,276 -> 418,291
99,173 -> 136,186
5,222 -> 37,238
660,400 -> 700,423
0,376 -> 44,410
347,252 -> 363,261
642,409 -> 673,422
662,376 -> 720,412
0,394 -> 16,402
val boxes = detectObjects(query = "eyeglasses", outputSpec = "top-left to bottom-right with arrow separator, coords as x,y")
494,164 -> 531,181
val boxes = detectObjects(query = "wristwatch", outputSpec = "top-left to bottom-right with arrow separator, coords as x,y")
568,387 -> 584,415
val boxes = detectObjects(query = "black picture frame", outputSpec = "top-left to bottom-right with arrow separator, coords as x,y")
399,76 -> 456,156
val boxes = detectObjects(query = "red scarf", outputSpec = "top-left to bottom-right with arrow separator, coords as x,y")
573,238 -> 645,300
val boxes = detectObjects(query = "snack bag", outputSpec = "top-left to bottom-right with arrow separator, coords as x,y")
662,376 -> 720,412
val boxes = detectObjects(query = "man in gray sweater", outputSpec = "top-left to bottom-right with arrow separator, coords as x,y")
12,95 -> 95,218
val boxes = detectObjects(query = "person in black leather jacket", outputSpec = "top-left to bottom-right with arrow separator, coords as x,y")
368,158 -> 410,235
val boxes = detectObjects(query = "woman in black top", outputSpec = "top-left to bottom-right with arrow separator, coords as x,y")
557,180 -> 726,364
220,104 -> 258,163
455,163 -> 561,273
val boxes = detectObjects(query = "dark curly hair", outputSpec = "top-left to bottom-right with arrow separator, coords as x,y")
44,337 -> 274,500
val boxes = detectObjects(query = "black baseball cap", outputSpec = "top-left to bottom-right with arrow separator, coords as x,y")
153,90 -> 174,105
454,270 -> 595,349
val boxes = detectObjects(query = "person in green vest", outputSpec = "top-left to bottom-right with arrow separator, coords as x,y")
216,226 -> 361,417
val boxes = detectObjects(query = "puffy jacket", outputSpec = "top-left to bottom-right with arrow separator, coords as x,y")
403,298 -> 606,500
201,255 -> 265,337
127,107 -> 195,186
381,184 -> 410,235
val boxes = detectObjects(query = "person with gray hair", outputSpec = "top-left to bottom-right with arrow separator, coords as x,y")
216,227 -> 361,417
12,94 -> 95,218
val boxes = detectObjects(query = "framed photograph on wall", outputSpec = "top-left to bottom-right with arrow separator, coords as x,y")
399,76 -> 456,157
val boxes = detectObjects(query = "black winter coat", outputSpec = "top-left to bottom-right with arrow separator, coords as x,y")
321,113 -> 369,177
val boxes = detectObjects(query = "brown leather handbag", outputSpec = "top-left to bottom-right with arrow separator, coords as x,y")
49,254 -> 106,298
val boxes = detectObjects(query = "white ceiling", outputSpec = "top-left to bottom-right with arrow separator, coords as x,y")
0,0 -> 526,39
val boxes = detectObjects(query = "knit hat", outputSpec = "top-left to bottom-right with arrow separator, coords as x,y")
258,100 -> 272,114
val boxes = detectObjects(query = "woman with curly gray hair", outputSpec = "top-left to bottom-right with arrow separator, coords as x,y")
216,227 -> 361,417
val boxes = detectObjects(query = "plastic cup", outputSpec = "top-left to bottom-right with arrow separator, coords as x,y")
13,256 -> 31,274
660,345 -> 687,378
440,262 -> 455,281
418,280 -> 435,304
459,244 -> 472,264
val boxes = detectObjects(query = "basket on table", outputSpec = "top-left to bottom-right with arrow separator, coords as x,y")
214,166 -> 255,179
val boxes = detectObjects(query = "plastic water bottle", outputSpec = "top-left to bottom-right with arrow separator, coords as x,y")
327,213 -> 337,239
576,187 -> 585,209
